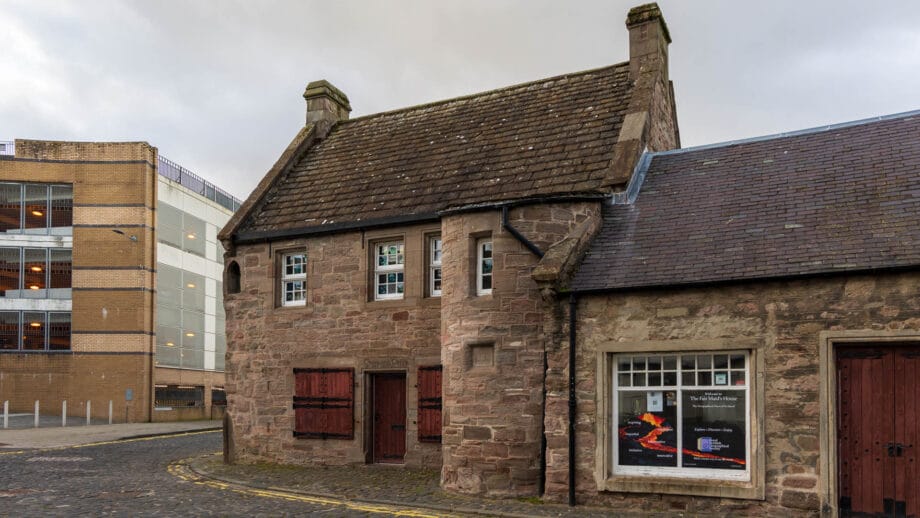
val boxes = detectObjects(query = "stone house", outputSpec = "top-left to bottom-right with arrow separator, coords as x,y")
219,3 -> 920,516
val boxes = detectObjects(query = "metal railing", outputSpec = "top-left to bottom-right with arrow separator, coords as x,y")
0,140 -> 14,156
157,155 -> 242,212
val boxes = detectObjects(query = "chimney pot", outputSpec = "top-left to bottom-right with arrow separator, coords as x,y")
303,80 -> 351,126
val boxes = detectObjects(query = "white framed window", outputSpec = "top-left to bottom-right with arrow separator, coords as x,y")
429,236 -> 442,297
374,241 -> 404,300
613,351 -> 750,481
476,238 -> 492,296
281,252 -> 307,306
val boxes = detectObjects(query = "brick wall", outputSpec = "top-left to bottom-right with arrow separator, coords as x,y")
544,271 -> 920,514
440,201 -> 601,496
0,141 -> 158,422
224,223 -> 442,468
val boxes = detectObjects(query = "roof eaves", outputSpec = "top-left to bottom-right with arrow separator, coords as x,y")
233,212 -> 441,245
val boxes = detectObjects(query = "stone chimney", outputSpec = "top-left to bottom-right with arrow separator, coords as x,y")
303,80 -> 351,126
626,3 -> 671,82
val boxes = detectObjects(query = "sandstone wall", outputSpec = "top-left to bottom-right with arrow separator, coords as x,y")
224,223 -> 442,468
440,201 -> 601,496
543,271 -> 920,514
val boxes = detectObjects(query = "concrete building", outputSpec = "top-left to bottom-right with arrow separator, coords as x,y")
0,139 -> 240,422
219,3 -> 920,516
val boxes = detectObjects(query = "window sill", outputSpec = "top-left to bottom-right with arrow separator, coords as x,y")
600,474 -> 764,500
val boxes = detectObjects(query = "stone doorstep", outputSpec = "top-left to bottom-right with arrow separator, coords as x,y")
184,456 -> 637,518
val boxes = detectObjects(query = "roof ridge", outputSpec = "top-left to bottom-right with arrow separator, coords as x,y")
338,61 -> 629,125
653,107 -> 920,158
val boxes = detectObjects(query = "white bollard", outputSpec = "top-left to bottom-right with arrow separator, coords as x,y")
86,401 -> 92,426
34,400 -> 39,428
108,400 -> 113,425
2,400 -> 7,429
62,400 -> 67,427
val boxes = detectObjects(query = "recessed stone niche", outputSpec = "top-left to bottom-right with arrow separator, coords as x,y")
467,342 -> 495,369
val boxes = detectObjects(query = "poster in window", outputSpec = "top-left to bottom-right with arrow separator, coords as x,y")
617,391 -> 678,467
680,390 -> 746,470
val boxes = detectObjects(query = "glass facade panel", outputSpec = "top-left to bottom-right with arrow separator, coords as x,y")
23,248 -> 47,298
0,247 -> 20,297
215,333 -> 226,371
23,184 -> 49,233
22,312 -> 45,350
49,249 -> 72,298
0,183 -> 21,233
0,311 -> 18,349
181,271 -> 206,312
50,185 -> 73,230
182,214 -> 207,257
48,312 -> 71,350
157,203 -> 183,248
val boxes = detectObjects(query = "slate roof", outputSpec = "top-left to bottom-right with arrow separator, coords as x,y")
236,63 -> 633,237
572,111 -> 920,292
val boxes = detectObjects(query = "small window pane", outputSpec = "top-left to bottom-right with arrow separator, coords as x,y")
730,354 -> 745,369
713,354 -> 729,369
648,372 -> 661,386
714,371 -> 729,385
663,356 -> 677,370
681,355 -> 695,370
681,372 -> 696,386
618,373 -> 631,387
697,355 -> 712,369
698,371 -> 712,386
632,357 -> 645,371
647,356 -> 662,371
663,371 -> 677,386
632,373 -> 646,386
617,357 -> 631,372
731,370 -> 746,386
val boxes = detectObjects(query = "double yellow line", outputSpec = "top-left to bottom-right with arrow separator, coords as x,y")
168,458 -> 454,517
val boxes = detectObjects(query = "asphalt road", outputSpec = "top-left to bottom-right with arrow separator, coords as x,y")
0,430 -> 420,517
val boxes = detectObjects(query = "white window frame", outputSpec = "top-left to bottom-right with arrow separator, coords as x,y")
374,240 -> 405,301
611,350 -> 751,482
476,238 -> 492,296
281,252 -> 307,307
429,236 -> 442,297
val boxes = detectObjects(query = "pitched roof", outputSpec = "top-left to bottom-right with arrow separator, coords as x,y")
235,64 -> 633,239
571,111 -> 920,292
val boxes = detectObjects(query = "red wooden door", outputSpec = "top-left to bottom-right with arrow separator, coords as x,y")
838,346 -> 920,517
372,373 -> 406,463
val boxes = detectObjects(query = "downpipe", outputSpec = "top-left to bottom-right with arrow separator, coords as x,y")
568,293 -> 577,506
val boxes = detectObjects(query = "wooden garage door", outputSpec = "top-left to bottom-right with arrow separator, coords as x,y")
837,346 -> 920,517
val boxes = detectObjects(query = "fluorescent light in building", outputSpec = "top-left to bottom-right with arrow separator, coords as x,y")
31,210 -> 44,217
30,266 -> 43,272
186,283 -> 196,288
29,285 -> 40,290
29,322 -> 42,328
165,342 -> 175,347
186,233 -> 196,239
185,332 -> 195,337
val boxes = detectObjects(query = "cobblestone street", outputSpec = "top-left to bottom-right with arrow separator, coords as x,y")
0,430 -> 439,517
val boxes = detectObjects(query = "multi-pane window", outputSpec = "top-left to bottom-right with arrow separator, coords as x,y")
476,238 -> 493,296
613,351 -> 750,480
429,237 -> 442,297
375,241 -> 404,300
0,247 -> 72,299
281,253 -> 307,306
0,311 -> 71,351
0,183 -> 72,235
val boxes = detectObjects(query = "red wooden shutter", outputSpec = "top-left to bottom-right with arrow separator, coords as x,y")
418,365 -> 442,443
293,368 -> 354,440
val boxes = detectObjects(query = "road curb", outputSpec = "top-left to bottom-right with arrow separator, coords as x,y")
184,455 -> 554,518
116,427 -> 222,442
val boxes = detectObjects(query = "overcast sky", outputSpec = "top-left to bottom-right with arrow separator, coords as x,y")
2,1 -> 919,200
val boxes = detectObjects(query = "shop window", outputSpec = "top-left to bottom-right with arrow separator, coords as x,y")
418,366 -> 443,443
211,388 -> 227,407
429,236 -> 442,297
155,385 -> 204,408
374,241 -> 404,300
281,252 -> 307,306
476,238 -> 493,296
293,368 -> 355,440
612,351 -> 750,481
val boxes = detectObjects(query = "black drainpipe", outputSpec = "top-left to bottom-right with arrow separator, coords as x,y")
568,293 -> 578,506
502,206 -> 544,259
500,205 -> 548,495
